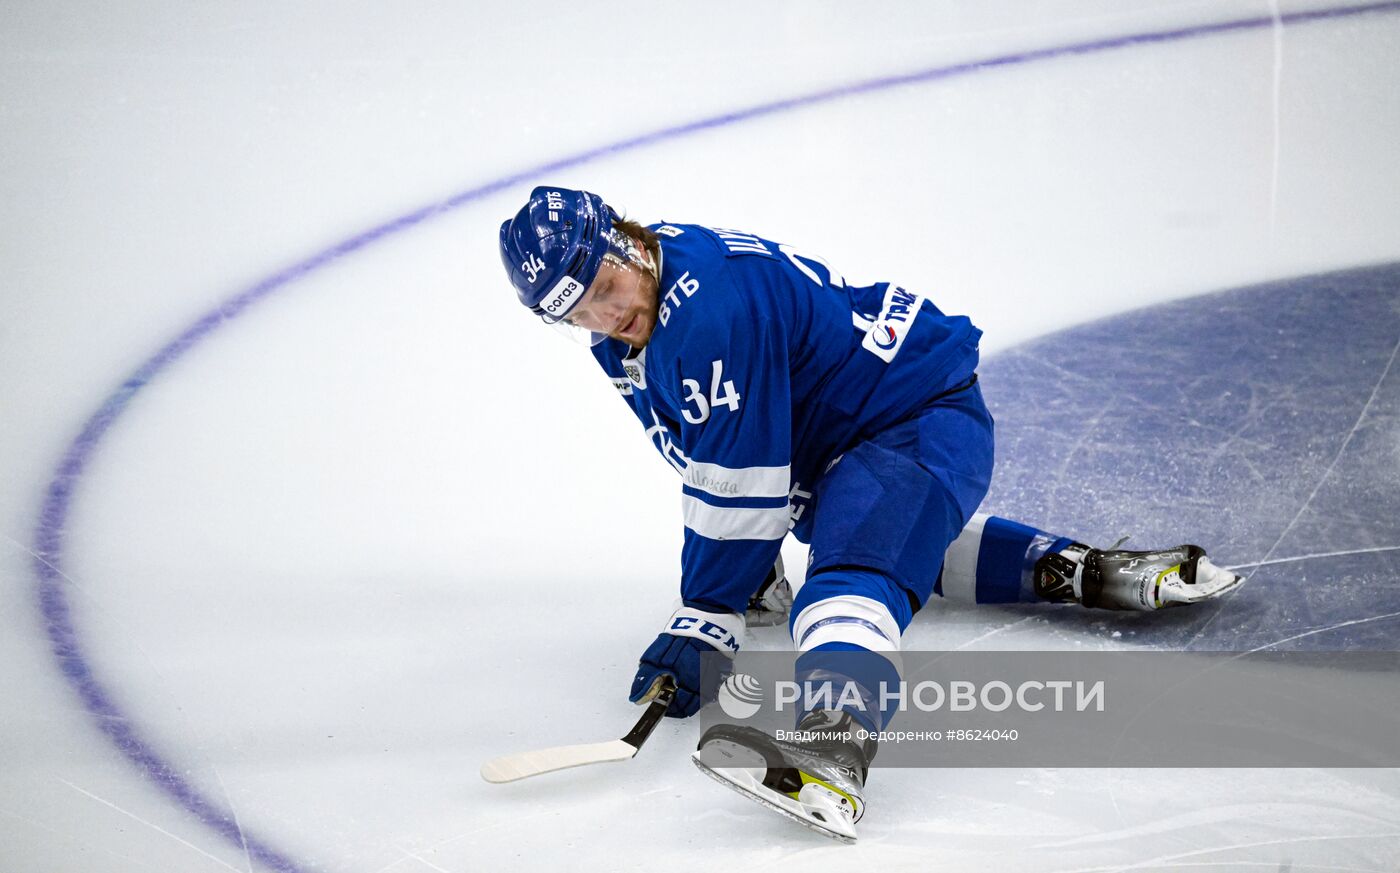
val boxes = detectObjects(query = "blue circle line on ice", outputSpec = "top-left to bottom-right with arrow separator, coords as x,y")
28,4 -> 1400,870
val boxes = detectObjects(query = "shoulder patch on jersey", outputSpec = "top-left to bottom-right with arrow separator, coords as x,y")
610,375 -> 634,396
861,284 -> 925,363
622,348 -> 647,389
655,225 -> 684,238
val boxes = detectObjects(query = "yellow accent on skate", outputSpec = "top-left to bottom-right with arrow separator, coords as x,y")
792,771 -> 860,815
1153,563 -> 1183,608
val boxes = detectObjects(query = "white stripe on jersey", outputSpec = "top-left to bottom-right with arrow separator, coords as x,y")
682,461 -> 789,499
681,495 -> 789,541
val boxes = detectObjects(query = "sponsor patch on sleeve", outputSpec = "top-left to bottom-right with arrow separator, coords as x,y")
861,284 -> 925,363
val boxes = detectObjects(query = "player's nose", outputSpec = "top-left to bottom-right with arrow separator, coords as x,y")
599,298 -> 629,330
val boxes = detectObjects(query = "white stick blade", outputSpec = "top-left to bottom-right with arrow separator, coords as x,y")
480,739 -> 637,783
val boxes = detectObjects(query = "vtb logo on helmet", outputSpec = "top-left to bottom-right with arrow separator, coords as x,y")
498,186 -> 616,325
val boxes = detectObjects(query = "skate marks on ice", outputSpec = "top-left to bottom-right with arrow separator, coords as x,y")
787,770 -> 1398,873
712,767 -> 1400,873
979,262 -> 1400,651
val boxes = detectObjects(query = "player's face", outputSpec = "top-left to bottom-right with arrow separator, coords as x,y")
565,243 -> 659,347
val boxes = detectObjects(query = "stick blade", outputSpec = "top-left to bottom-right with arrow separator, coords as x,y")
480,739 -> 637,783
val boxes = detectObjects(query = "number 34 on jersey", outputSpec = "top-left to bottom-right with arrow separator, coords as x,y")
681,359 -> 742,424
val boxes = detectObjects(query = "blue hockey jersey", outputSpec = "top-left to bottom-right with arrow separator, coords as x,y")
591,223 -> 982,615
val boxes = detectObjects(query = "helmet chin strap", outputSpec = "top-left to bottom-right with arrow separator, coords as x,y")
645,240 -> 663,282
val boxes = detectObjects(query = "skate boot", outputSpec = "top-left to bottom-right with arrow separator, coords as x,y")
1035,542 -> 1244,611
693,709 -> 875,843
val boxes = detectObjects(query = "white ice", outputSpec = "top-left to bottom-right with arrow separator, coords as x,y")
2,1 -> 1399,870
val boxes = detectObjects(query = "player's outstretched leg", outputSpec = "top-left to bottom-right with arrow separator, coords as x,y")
939,513 -> 1244,609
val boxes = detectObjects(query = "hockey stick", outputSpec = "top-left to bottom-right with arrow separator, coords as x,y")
479,677 -> 676,783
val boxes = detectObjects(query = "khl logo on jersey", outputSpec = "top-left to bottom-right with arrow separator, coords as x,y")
862,284 -> 924,363
622,348 -> 647,389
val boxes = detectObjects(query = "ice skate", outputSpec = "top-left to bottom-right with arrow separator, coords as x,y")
1035,542 -> 1244,610
692,709 -> 874,843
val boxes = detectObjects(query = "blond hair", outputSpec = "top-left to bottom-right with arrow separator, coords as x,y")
612,216 -> 662,267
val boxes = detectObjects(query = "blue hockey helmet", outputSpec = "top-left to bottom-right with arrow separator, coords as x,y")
498,186 -> 617,325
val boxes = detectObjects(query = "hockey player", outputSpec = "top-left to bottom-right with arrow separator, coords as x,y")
497,186 -> 1242,841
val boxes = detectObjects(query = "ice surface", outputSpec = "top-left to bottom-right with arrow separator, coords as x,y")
979,264 -> 1400,652
2,2 -> 1399,871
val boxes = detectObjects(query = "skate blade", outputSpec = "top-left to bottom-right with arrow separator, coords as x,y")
1161,560 -> 1246,605
691,750 -> 858,843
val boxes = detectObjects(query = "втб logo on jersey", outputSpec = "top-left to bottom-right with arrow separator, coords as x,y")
862,284 -> 923,363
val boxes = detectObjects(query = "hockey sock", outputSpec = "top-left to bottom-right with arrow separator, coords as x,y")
789,569 -> 908,731
938,513 -> 1074,604
794,643 -> 901,732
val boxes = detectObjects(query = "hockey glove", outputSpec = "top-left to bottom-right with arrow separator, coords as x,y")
629,605 -> 743,718
744,554 -> 793,628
